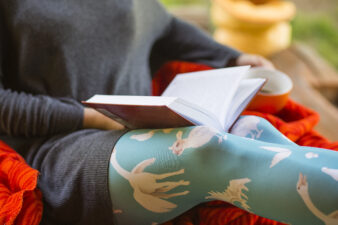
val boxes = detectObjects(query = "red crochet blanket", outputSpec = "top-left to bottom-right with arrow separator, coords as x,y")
1,61 -> 337,225
0,141 -> 42,225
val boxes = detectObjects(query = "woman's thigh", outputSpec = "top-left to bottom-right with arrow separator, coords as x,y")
26,129 -> 126,225
109,125 -> 338,225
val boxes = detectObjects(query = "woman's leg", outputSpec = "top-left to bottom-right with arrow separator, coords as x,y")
109,125 -> 338,225
230,115 -> 296,146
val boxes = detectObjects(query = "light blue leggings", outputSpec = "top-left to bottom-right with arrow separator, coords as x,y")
108,116 -> 338,225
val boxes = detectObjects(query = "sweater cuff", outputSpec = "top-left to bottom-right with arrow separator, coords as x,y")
225,51 -> 242,67
53,101 -> 84,134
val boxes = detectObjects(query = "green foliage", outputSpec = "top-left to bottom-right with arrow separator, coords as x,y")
292,12 -> 338,68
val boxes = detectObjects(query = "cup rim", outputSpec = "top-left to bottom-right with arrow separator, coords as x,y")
245,68 -> 293,96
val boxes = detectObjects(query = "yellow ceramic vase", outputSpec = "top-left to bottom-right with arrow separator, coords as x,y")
211,0 -> 296,56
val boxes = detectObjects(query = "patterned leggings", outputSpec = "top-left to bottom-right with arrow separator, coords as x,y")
108,116 -> 338,225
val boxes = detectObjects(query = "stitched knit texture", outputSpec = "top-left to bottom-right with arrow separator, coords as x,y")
0,140 -> 42,225
1,61 -> 338,225
0,1 -> 240,224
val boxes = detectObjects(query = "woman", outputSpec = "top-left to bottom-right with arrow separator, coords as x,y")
1,0 -> 336,225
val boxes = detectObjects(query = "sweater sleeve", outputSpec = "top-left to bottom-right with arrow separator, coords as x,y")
0,89 -> 84,137
151,16 -> 242,68
0,35 -> 83,137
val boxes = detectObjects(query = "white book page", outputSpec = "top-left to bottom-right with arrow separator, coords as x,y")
162,66 -> 250,130
169,98 -> 224,132
223,78 -> 266,131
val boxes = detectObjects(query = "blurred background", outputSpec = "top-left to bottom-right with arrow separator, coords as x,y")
160,0 -> 338,139
160,0 -> 337,69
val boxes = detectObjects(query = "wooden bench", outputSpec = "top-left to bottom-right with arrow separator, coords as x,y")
270,45 -> 338,141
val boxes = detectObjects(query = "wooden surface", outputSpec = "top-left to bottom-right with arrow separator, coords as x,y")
270,45 -> 338,141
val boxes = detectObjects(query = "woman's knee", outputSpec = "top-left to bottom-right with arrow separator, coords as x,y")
230,116 -> 266,139
115,126 -> 226,172
168,126 -> 226,156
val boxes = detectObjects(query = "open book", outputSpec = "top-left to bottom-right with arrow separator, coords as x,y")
82,66 -> 266,132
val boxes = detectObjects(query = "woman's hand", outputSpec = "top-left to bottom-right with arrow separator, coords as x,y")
236,53 -> 275,70
83,108 -> 125,130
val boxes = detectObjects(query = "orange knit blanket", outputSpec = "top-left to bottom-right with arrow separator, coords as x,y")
0,141 -> 42,225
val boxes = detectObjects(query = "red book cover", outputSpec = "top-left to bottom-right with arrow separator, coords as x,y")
82,102 -> 195,129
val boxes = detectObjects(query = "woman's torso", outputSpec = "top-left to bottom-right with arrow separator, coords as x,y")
0,0 -> 171,99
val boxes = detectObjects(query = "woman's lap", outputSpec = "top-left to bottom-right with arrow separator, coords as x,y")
22,116 -> 338,225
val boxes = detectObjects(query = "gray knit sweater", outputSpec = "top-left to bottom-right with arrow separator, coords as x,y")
0,0 -> 239,142
0,0 -> 240,224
